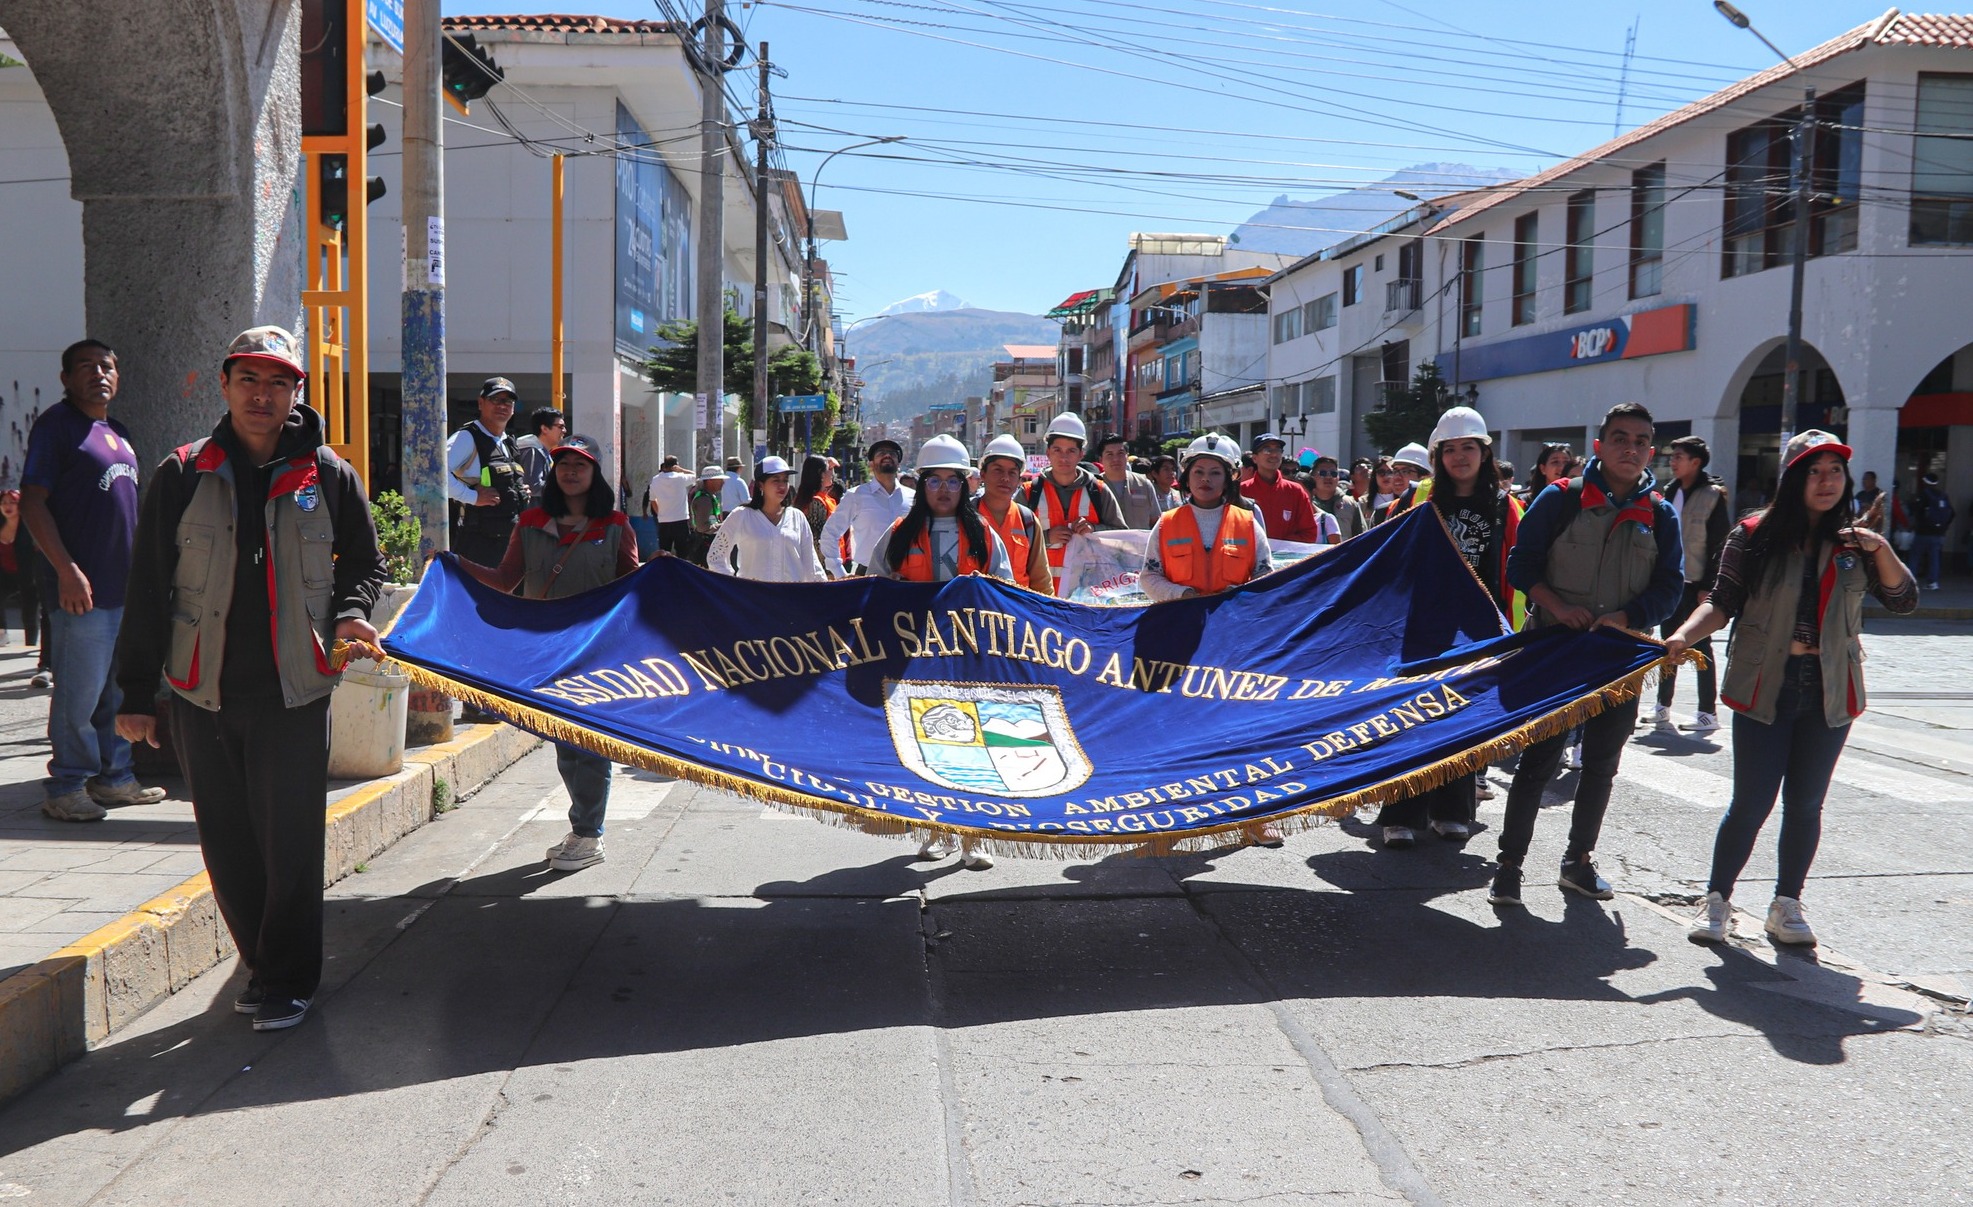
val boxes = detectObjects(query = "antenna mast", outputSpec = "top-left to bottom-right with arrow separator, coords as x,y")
1614,17 -> 1639,136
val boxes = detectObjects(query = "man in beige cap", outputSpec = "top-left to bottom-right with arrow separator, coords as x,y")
114,326 -> 386,1033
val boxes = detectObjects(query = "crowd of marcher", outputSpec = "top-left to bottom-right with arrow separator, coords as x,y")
1,325 -> 1938,1033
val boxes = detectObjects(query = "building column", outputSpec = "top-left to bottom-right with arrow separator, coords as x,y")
3,0 -> 303,464
1845,406 -> 1901,500
577,364 -> 624,500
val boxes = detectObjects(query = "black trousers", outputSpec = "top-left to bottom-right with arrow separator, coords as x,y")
1496,695 -> 1640,868
1374,772 -> 1477,828
171,694 -> 331,1000
655,519 -> 690,559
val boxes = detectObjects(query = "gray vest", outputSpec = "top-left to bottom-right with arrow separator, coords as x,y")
1720,539 -> 1868,727
517,514 -> 630,599
1531,486 -> 1664,628
165,445 -> 340,711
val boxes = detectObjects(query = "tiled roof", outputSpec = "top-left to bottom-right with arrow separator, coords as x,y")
1428,9 -> 1969,233
440,14 -> 674,36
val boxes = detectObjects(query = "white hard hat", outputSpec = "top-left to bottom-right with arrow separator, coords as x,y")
980,433 -> 1027,468
1392,442 -> 1432,471
1180,432 -> 1241,472
1427,406 -> 1491,451
916,434 -> 973,473
1043,411 -> 1087,445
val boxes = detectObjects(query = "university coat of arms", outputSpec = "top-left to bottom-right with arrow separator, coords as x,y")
884,682 -> 1092,798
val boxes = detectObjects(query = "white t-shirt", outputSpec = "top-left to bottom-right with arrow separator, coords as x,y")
721,472 -> 753,511
648,469 -> 694,523
704,505 -> 827,583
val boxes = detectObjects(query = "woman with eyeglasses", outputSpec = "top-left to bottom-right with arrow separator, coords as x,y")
868,435 -> 1012,585
870,435 -> 1013,870
705,455 -> 828,582
1367,457 -> 1410,526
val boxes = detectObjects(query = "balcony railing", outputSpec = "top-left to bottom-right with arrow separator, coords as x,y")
1385,278 -> 1421,314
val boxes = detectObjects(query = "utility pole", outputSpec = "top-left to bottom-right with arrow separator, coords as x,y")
1779,86 -> 1816,450
403,0 -> 447,563
694,0 -> 728,472
752,41 -> 773,460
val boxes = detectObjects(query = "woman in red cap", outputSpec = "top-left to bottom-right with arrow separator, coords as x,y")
1666,431 -> 1916,948
449,436 -> 638,874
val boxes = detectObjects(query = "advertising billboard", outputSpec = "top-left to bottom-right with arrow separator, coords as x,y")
614,102 -> 695,361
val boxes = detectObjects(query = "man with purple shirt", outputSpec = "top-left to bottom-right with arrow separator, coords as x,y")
20,339 -> 164,822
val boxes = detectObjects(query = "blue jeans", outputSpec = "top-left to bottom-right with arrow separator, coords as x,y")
555,741 -> 612,838
1910,533 -> 1944,584
45,604 -> 134,796
1707,655 -> 1849,901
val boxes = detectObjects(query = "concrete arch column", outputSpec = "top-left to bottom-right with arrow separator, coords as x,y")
0,0 -> 302,464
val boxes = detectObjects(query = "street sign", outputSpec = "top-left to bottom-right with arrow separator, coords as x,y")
927,402 -> 966,412
778,394 -> 828,413
366,0 -> 404,54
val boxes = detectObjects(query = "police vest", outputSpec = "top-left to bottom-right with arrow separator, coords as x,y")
458,424 -> 529,525
1159,504 -> 1257,595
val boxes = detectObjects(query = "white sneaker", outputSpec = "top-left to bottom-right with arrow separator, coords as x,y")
1688,712 -> 1720,734
1926,581 -> 1941,591
1688,891 -> 1731,943
546,832 -> 604,872
1474,780 -> 1496,801
1561,743 -> 1584,772
29,670 -> 51,689
1381,825 -> 1416,849
1429,819 -> 1470,840
959,846 -> 995,870
1644,704 -> 1673,728
1765,896 -> 1817,946
917,835 -> 956,861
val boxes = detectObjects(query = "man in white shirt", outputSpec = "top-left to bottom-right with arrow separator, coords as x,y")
720,457 -> 752,511
646,455 -> 695,559
820,438 -> 914,577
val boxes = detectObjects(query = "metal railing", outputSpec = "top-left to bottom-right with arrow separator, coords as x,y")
1385,278 -> 1421,313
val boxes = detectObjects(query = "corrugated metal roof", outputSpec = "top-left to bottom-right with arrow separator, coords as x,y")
1427,9 -> 1968,234
440,14 -> 675,36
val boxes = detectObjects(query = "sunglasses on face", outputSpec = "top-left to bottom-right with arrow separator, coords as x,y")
1315,470 -> 1339,479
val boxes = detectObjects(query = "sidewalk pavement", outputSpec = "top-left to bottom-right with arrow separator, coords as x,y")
0,643 -> 539,1100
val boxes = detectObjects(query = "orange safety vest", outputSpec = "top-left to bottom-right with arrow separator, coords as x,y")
981,501 -> 1044,592
890,522 -> 988,582
1158,504 -> 1258,595
1031,475 -> 1099,570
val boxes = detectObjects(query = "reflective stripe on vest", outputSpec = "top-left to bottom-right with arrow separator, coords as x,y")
1033,477 -> 1097,569
892,524 -> 987,582
982,503 -> 1037,590
1159,505 -> 1257,595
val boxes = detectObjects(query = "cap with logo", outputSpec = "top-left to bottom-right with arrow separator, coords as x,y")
550,434 -> 600,465
1250,432 -> 1285,452
479,376 -> 518,400
1782,429 -> 1852,472
224,326 -> 306,379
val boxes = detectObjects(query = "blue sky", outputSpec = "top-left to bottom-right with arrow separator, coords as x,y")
448,0 -> 1893,318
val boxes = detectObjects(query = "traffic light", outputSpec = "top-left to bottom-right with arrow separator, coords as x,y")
442,33 -> 503,114
317,154 -> 385,231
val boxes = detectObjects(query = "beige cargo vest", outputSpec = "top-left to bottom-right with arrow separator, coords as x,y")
1530,480 -> 1664,628
165,442 -> 340,711
1719,533 -> 1869,728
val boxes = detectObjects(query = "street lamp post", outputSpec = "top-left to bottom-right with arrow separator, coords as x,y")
804,136 -> 905,358
1715,0 -> 1815,451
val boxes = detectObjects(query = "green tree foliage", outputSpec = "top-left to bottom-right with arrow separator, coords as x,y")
371,490 -> 421,584
1363,361 -> 1451,454
643,308 -> 825,437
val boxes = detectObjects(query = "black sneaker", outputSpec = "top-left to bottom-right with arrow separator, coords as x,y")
1557,857 -> 1614,900
252,995 -> 311,1031
1487,864 -> 1523,906
232,981 -> 266,1015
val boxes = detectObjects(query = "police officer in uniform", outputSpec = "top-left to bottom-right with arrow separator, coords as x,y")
446,377 -> 531,567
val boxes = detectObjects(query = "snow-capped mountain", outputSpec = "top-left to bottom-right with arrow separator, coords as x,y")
875,289 -> 974,316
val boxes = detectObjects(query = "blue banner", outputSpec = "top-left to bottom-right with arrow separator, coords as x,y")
383,507 -> 1672,854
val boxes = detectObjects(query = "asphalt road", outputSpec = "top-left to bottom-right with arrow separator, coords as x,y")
0,623 -> 1966,1206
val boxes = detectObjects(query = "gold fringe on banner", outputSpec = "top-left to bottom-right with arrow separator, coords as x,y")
381,650 -> 1695,862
